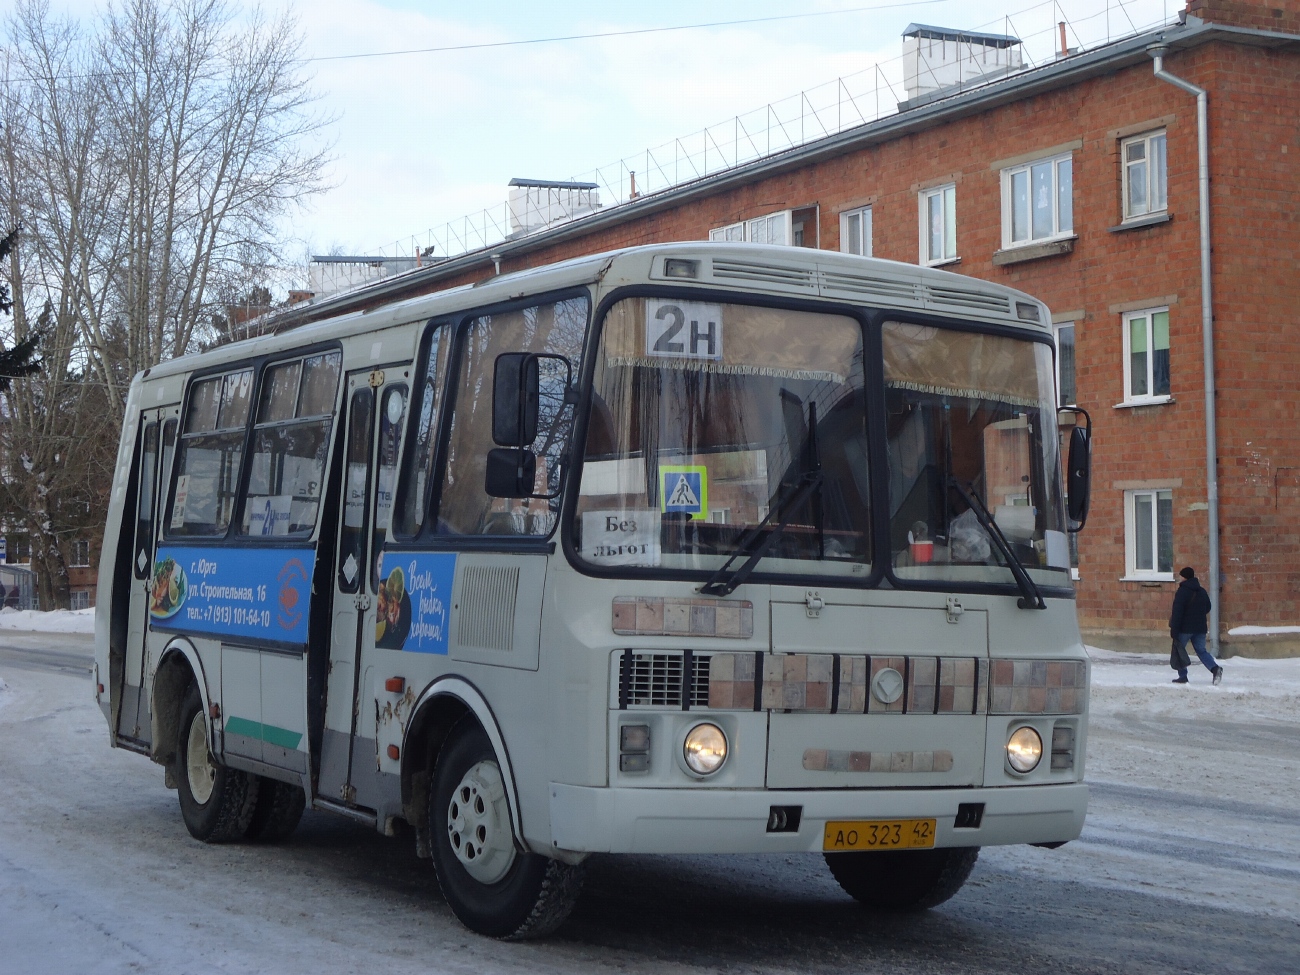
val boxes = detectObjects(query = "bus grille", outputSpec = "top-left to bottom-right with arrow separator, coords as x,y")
619,652 -> 712,709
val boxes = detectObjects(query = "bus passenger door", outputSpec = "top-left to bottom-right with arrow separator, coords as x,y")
319,374 -> 407,805
119,409 -> 177,743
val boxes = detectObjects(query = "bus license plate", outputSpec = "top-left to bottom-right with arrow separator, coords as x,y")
823,819 -> 936,851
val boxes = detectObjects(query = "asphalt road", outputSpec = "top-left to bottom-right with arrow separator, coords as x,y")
1,640 -> 1296,974
0,631 -> 93,675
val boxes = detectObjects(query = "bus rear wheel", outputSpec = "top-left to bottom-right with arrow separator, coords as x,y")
428,719 -> 583,939
245,777 -> 306,842
824,847 -> 979,911
175,682 -> 257,843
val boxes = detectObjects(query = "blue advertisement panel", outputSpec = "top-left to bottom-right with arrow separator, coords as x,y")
375,551 -> 456,654
151,546 -> 315,646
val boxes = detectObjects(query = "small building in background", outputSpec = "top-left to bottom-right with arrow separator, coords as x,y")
507,179 -> 601,235
900,23 -> 1024,109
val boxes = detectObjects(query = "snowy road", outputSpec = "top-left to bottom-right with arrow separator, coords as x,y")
1,641 -> 1298,974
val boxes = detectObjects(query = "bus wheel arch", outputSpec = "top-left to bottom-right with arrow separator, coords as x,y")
150,639 -> 206,773
401,678 -> 524,851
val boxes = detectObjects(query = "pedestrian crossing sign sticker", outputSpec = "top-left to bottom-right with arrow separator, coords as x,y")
660,465 -> 708,520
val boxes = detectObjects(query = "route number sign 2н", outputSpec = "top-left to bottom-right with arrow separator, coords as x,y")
646,300 -> 723,361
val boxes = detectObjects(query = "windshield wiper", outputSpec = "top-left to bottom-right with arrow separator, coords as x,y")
948,477 -> 1045,610
698,470 -> 825,597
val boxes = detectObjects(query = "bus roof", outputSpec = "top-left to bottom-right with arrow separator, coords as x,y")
138,243 -> 1051,383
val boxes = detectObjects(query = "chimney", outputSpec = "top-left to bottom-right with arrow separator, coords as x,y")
1056,21 -> 1077,58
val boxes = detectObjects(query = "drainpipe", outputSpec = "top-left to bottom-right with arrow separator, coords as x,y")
1148,44 -> 1221,654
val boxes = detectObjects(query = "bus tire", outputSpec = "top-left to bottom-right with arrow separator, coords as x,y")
428,719 -> 583,939
175,682 -> 257,843
245,777 -> 306,842
824,846 -> 979,911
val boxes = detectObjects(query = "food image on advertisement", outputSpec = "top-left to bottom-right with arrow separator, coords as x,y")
149,557 -> 188,619
375,565 -> 411,649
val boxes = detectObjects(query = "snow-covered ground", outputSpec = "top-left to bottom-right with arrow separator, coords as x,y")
0,606 -> 95,633
0,635 -> 1296,973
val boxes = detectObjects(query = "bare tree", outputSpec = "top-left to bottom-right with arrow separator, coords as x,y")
0,0 -> 330,606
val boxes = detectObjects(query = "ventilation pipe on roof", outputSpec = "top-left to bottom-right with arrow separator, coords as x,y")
1148,43 -> 1221,655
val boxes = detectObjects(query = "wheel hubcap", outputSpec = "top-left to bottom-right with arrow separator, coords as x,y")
446,760 -> 515,884
186,711 -> 216,805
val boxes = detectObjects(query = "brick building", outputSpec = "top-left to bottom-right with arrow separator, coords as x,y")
281,0 -> 1300,654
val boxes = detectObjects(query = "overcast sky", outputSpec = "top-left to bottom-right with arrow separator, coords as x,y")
50,1 -> 1185,263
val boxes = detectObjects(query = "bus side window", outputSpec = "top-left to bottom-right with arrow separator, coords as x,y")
395,326 -> 450,537
168,369 -> 254,537
437,297 -> 588,537
133,422 -> 159,579
338,389 -> 373,594
241,351 -> 342,537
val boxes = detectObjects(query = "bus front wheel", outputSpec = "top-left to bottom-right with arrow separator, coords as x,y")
428,719 -> 583,939
824,847 -> 979,911
174,682 -> 257,843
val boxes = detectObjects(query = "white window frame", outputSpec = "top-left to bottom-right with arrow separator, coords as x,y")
70,539 -> 90,567
1001,153 -> 1073,248
918,184 -> 957,266
709,222 -> 744,242
1121,307 -> 1172,406
1054,320 -> 1077,408
1124,488 -> 1174,580
709,209 -> 792,246
839,206 -> 872,257
70,590 -> 91,611
1121,130 -> 1167,220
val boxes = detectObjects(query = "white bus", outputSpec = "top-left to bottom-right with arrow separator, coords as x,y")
95,243 -> 1092,939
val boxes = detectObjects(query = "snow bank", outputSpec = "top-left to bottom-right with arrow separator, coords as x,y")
1228,624 -> 1300,636
0,607 -> 95,634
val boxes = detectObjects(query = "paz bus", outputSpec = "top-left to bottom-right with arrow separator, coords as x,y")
95,242 -> 1093,939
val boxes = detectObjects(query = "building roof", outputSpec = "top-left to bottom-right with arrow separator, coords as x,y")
508,178 -> 600,190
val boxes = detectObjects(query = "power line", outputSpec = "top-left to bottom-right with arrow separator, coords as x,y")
0,1 -> 950,83
305,2 -> 950,64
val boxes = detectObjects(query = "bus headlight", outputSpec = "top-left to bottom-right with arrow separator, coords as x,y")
1006,726 -> 1043,773
683,722 -> 728,775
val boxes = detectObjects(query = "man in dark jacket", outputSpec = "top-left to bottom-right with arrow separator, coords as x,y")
1169,566 -> 1223,685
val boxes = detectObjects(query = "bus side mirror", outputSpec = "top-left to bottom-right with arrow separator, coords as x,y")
492,352 -> 539,448
485,447 -> 536,498
1060,407 -> 1092,532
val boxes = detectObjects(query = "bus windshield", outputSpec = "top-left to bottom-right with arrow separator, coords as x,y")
572,298 -> 1069,590
882,320 -> 1069,588
573,297 -> 872,580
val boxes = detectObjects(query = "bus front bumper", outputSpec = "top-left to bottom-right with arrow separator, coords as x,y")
547,782 -> 1087,855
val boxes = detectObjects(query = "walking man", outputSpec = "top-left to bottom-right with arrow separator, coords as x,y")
1170,566 -> 1222,685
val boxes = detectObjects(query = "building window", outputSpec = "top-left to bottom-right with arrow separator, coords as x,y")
918,184 -> 956,265
1125,488 -> 1173,579
840,206 -> 872,256
70,540 -> 90,567
710,221 -> 745,242
7,534 -> 31,564
1002,154 -> 1072,247
710,210 -> 791,245
1122,131 -> 1167,220
1054,320 -> 1077,407
1123,308 -> 1170,404
70,590 -> 90,611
